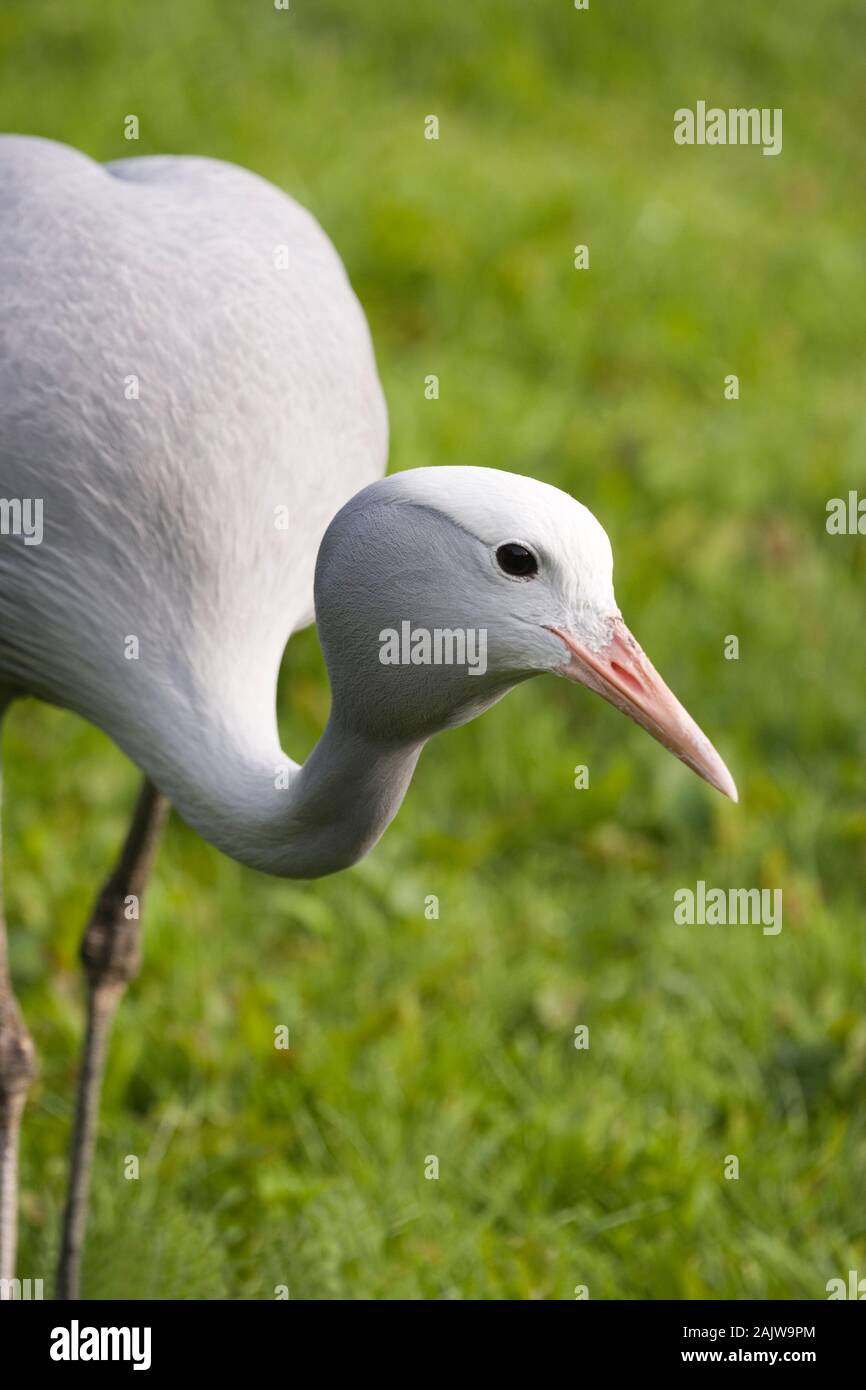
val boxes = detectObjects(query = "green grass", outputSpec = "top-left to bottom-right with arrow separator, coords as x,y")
2,0 -> 865,1298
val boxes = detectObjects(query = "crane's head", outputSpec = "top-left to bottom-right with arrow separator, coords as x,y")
314,466 -> 737,802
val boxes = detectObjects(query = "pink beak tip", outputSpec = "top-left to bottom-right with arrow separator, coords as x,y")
710,761 -> 739,804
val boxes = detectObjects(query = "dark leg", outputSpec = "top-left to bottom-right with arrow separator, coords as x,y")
55,778 -> 169,1300
0,954 -> 35,1286
0,729 -> 36,1287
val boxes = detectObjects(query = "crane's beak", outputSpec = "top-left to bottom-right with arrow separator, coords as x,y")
549,616 -> 738,802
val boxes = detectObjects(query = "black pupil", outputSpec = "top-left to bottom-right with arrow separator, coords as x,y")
496,543 -> 537,577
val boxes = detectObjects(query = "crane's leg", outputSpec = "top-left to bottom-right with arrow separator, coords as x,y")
0,731 -> 36,1286
0,911 -> 36,1287
56,778 -> 168,1300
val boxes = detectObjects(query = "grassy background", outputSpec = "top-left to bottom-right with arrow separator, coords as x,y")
2,0 -> 865,1298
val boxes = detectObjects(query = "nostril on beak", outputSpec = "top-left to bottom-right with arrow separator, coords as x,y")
609,660 -> 644,695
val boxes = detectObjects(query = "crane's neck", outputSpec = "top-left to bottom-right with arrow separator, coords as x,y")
245,716 -> 425,878
44,600 -> 427,878
128,688 -> 424,879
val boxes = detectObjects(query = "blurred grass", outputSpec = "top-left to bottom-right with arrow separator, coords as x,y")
2,0 -> 866,1298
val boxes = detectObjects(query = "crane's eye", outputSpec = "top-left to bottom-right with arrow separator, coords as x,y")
496,542 -> 538,578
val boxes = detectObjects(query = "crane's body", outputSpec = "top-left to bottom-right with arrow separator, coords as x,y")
0,135 -> 736,1297
0,135 -> 386,855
